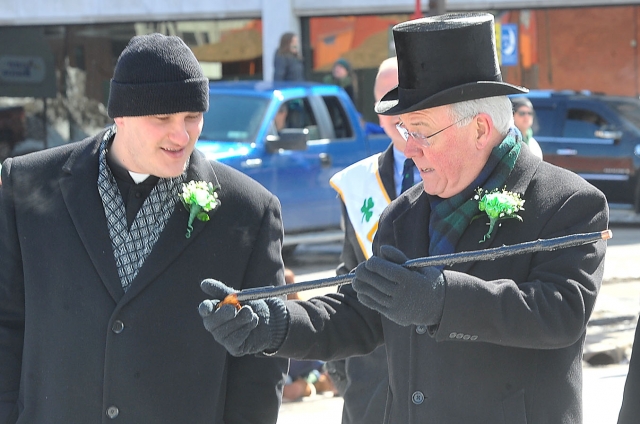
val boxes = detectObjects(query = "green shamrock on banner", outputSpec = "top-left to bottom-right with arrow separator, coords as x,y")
361,197 -> 374,223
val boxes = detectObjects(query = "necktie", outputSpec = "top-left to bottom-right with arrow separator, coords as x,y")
401,158 -> 415,194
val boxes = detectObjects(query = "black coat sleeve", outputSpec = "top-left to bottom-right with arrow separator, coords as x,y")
618,320 -> 640,424
0,158 -> 24,424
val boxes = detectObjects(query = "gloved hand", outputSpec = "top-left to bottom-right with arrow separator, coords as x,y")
198,279 -> 289,357
352,245 -> 446,327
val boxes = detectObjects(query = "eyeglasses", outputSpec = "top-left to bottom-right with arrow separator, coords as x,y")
396,116 -> 474,147
516,111 -> 533,116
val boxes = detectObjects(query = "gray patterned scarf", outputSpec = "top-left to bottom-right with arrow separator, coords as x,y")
97,132 -> 187,291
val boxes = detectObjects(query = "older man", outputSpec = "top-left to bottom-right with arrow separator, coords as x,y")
0,33 -> 287,424
200,13 -> 608,424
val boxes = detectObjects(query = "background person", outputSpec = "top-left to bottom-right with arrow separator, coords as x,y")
0,33 -> 288,424
274,103 -> 289,132
326,56 -> 419,424
511,96 -> 543,159
323,58 -> 357,103
200,13 -> 608,424
273,32 -> 304,82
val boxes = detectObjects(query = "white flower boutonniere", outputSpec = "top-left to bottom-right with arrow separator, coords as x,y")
473,187 -> 525,243
181,181 -> 220,238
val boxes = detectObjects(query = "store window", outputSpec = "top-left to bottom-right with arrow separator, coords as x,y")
0,18 -> 262,161
304,14 -> 410,123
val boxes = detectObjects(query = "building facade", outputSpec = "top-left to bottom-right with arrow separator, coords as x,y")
0,0 -> 636,152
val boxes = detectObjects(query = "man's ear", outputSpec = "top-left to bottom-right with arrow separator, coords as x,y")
113,117 -> 125,127
474,113 -> 493,149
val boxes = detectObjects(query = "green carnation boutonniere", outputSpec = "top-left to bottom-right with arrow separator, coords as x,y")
181,181 -> 221,238
473,187 -> 525,243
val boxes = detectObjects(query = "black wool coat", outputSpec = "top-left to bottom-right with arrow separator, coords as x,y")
0,131 -> 288,424
279,146 -> 609,424
618,319 -> 640,423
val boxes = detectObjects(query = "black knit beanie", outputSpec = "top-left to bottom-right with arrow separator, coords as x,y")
107,33 -> 209,118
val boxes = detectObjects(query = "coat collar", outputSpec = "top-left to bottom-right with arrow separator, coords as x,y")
60,132 -> 220,303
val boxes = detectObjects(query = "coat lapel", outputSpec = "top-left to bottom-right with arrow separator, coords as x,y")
60,136 -> 125,302
391,188 -> 431,260
121,151 -> 220,302
378,144 -> 397,201
452,147 -> 540,274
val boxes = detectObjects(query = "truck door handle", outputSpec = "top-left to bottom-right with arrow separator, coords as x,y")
241,158 -> 263,168
556,149 -> 577,156
319,153 -> 332,168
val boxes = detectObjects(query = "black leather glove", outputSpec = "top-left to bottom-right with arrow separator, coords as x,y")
352,245 -> 446,327
198,279 -> 289,357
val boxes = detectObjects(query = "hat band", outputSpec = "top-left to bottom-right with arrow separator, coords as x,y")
108,78 -> 209,118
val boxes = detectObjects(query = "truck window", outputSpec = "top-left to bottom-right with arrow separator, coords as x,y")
321,96 -> 353,139
275,98 -> 320,140
530,106 -> 554,137
201,95 -> 269,142
563,109 -> 608,139
603,98 -> 640,133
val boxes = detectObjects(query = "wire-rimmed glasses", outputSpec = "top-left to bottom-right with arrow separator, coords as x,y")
396,116 -> 474,147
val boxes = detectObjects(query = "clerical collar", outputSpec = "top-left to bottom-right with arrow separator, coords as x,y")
105,142 -> 158,186
129,171 -> 151,184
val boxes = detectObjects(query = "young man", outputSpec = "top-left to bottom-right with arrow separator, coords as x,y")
200,13 -> 609,424
0,33 -> 287,423
326,56 -> 418,424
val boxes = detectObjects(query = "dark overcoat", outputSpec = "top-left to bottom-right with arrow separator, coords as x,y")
279,146 -> 609,423
618,319 -> 640,423
0,131 -> 288,423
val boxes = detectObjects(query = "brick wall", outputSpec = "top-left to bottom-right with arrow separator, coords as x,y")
502,6 -> 640,97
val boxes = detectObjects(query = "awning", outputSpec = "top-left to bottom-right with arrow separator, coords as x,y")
191,29 -> 262,63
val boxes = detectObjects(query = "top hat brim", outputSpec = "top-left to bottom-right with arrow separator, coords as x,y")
376,80 -> 528,115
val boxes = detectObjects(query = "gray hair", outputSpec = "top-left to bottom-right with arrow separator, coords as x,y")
448,96 -> 514,136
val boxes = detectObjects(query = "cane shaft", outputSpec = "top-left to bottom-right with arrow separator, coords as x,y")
227,230 -> 611,304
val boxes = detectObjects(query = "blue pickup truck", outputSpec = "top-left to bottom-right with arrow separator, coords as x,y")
197,81 -> 390,251
525,90 -> 640,212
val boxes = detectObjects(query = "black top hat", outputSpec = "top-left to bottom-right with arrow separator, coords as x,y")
376,13 -> 528,115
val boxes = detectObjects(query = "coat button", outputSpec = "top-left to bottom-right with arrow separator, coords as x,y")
415,325 -> 427,334
449,332 -> 457,338
106,405 -> 119,419
112,320 -> 124,334
411,391 -> 425,405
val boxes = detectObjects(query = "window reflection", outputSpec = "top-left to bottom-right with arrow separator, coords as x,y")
0,13 -> 410,158
0,19 -> 263,159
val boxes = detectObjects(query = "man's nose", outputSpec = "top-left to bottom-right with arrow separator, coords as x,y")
404,135 -> 423,158
169,119 -> 190,144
